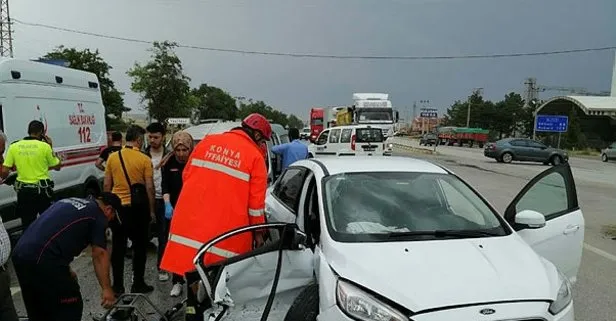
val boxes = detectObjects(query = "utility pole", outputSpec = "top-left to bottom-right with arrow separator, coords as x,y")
466,88 -> 482,127
0,0 -> 13,58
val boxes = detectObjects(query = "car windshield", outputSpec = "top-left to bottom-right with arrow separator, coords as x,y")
356,108 -> 393,122
322,172 -> 508,242
311,118 -> 324,125
355,128 -> 384,143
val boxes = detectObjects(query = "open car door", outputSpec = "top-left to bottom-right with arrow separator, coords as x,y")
504,163 -> 584,284
194,223 -> 315,321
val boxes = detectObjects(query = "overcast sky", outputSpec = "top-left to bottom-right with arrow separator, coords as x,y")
10,0 -> 616,120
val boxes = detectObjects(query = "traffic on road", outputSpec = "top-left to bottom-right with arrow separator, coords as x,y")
0,60 -> 612,321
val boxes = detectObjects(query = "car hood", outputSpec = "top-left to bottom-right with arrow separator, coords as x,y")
324,234 -> 554,312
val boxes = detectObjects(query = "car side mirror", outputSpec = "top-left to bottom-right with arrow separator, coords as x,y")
514,210 -> 546,229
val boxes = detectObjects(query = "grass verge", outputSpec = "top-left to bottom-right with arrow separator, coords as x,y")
568,148 -> 601,157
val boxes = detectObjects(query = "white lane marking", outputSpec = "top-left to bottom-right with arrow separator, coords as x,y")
10,287 -> 20,296
584,242 -> 616,262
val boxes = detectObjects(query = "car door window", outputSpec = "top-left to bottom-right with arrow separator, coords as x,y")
340,129 -> 352,143
316,130 -> 329,145
505,165 -> 577,222
329,129 -> 341,144
509,140 -> 528,147
514,172 -> 568,219
528,141 -> 546,149
272,167 -> 307,213
610,143 -> 616,149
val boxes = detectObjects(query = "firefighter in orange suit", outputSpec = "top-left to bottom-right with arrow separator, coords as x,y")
160,113 -> 271,321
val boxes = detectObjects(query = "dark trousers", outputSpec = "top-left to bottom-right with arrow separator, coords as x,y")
16,187 -> 52,231
110,205 -> 150,290
12,260 -> 82,321
156,199 -> 184,284
0,266 -> 18,321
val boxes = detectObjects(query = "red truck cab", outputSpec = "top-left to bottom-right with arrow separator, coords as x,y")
309,108 -> 325,142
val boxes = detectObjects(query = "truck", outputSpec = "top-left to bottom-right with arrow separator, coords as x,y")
436,126 -> 489,148
351,93 -> 399,138
309,107 -> 325,142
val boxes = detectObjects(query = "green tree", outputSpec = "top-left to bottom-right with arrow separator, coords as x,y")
127,41 -> 191,122
492,92 -> 524,138
286,114 -> 304,129
42,46 -> 129,129
238,100 -> 288,126
191,84 -> 238,121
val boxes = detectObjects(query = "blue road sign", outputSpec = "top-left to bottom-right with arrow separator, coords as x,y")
420,111 -> 438,118
536,115 -> 568,133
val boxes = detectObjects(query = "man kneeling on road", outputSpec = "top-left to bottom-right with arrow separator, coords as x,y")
11,192 -> 122,321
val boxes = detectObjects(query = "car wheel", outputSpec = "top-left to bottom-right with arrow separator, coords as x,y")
283,283 -> 319,321
551,155 -> 563,166
602,153 -> 608,162
500,152 -> 513,163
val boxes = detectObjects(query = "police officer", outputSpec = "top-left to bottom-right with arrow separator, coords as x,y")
0,120 -> 62,231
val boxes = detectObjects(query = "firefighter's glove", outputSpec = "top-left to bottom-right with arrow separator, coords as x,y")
164,201 -> 174,219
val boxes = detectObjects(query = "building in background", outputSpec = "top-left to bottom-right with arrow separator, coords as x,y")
411,117 -> 444,133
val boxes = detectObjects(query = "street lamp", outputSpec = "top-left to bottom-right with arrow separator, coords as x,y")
530,99 -> 539,140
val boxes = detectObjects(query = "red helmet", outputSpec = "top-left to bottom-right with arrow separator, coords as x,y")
242,113 -> 272,140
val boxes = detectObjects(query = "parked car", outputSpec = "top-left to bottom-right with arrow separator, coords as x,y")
307,125 -> 386,157
193,156 -> 582,321
419,132 -> 438,146
601,142 -> 616,162
484,138 -> 568,165
300,127 -> 311,140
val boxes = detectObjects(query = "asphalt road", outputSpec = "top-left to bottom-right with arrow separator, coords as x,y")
6,139 -> 615,321
391,137 -> 616,321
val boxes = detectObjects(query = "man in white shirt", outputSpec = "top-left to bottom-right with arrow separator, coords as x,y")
0,131 -> 18,321
145,122 -> 171,282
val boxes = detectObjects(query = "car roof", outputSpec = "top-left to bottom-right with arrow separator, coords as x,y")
296,156 -> 448,175
184,121 -> 286,141
183,121 -> 241,140
323,124 -> 384,130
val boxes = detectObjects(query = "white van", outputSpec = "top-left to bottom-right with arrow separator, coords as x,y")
308,125 -> 386,157
180,120 -> 288,184
0,58 -> 107,233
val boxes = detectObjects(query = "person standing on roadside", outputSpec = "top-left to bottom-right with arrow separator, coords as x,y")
95,131 -> 123,171
271,127 -> 309,170
144,122 -> 171,282
0,120 -> 62,231
0,131 -> 18,321
161,113 -> 271,321
157,131 -> 194,297
104,125 -> 156,295
11,192 -> 122,321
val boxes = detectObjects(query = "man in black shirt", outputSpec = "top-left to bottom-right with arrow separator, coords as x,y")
12,192 -> 123,321
96,131 -> 123,171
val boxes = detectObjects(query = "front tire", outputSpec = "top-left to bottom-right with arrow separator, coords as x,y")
551,155 -> 563,166
284,283 -> 319,321
602,153 -> 608,162
500,152 -> 513,164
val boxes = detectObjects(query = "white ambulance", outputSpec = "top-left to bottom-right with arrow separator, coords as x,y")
0,58 -> 107,234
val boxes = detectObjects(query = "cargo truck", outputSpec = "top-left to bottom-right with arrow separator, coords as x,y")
437,126 -> 489,148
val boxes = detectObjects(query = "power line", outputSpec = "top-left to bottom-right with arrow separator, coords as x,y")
12,18 -> 616,61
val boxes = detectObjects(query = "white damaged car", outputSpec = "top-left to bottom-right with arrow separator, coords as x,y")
193,156 -> 583,321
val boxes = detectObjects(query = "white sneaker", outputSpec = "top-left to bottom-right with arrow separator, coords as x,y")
158,271 -> 169,282
170,283 -> 183,297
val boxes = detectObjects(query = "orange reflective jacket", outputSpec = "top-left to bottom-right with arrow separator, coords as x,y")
160,129 -> 267,275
